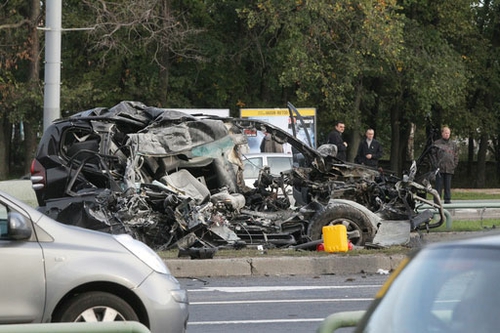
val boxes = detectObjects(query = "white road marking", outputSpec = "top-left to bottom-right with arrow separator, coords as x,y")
188,285 -> 382,293
190,298 -> 373,305
187,285 -> 378,326
189,318 -> 325,325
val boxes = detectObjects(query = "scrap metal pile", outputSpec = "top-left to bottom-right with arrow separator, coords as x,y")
31,101 -> 445,252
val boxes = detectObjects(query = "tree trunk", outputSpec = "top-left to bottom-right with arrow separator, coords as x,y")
348,79 -> 364,163
390,104 -> 402,175
407,123 -> 416,161
158,0 -> 171,106
476,133 -> 488,187
23,0 -> 41,174
23,122 -> 38,175
467,136 -> 474,177
0,116 -> 9,180
495,136 -> 500,181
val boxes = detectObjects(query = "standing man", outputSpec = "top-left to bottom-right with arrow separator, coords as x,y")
433,126 -> 459,204
260,131 -> 284,153
327,121 -> 347,161
355,128 -> 383,168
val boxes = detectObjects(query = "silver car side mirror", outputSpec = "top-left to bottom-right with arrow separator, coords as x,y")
8,212 -> 32,240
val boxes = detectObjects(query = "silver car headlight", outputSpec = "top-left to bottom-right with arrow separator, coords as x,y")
114,234 -> 169,274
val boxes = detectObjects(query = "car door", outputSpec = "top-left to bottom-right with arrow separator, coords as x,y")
0,199 -> 45,324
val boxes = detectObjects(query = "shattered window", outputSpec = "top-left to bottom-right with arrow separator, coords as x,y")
61,128 -> 100,162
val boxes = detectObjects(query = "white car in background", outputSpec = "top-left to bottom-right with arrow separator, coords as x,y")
242,153 -> 294,188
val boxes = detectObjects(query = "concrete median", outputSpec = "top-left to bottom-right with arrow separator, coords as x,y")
165,254 -> 406,278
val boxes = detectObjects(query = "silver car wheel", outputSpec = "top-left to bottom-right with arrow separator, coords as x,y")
77,306 -> 126,322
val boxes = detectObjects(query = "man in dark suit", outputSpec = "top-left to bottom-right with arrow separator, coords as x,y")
327,121 -> 347,161
355,128 -> 383,168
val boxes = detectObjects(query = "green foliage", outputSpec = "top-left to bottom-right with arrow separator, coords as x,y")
0,0 -> 499,181
238,0 -> 406,142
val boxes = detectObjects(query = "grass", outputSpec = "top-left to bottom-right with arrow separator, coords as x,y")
431,219 -> 499,232
158,245 -> 412,260
432,189 -> 500,231
451,191 -> 500,200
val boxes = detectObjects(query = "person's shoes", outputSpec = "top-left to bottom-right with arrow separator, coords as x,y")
444,201 -> 451,204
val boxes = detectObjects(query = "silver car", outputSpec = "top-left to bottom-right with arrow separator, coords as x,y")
0,190 -> 188,332
318,231 -> 500,332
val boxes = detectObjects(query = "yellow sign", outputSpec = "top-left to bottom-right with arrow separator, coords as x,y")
241,108 -> 316,117
240,107 -> 317,151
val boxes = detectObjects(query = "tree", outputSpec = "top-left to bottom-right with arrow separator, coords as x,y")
0,0 -> 43,178
378,0 -> 471,175
74,0 -> 206,107
464,0 -> 500,186
238,0 -> 405,155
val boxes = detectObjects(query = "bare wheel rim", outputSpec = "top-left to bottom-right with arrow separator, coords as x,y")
75,306 -> 126,322
326,218 -> 363,244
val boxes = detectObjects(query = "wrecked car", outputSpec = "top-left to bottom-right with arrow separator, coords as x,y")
30,101 -> 445,252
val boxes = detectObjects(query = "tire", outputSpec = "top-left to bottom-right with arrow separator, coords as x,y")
52,291 -> 139,323
307,203 -> 376,246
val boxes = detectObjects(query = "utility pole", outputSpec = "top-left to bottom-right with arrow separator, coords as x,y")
43,0 -> 62,131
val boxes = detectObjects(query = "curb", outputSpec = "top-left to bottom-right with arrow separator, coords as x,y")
165,254 -> 406,278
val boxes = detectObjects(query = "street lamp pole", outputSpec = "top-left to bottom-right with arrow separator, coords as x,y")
43,0 -> 62,131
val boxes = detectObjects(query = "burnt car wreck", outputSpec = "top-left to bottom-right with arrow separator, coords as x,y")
31,101 -> 445,253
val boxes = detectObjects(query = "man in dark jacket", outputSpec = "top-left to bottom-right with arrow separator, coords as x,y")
433,126 -> 459,204
355,129 -> 383,168
260,132 -> 284,153
327,121 -> 347,161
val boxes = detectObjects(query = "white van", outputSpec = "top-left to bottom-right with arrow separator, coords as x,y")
242,153 -> 294,188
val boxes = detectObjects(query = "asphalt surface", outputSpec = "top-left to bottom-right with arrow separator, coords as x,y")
1,179 -> 498,278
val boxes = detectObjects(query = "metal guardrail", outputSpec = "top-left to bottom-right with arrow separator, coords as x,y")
418,201 -> 500,230
0,322 -> 151,333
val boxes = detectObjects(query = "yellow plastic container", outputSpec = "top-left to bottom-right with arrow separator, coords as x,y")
322,225 -> 348,253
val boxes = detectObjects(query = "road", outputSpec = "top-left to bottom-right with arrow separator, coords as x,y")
179,274 -> 389,333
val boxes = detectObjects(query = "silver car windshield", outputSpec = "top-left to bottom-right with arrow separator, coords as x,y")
361,246 -> 500,333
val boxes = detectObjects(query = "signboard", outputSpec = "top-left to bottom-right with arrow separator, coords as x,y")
170,109 -> 230,117
240,108 -> 317,154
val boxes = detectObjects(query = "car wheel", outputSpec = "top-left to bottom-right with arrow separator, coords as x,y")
308,203 -> 376,246
53,291 -> 139,323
